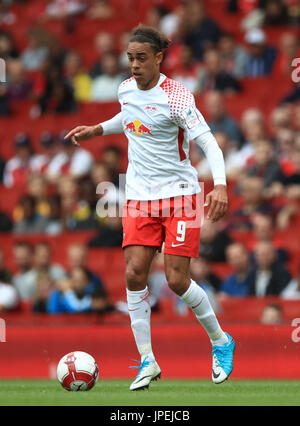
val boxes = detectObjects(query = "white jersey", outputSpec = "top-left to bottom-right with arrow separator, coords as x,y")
104,73 -> 212,200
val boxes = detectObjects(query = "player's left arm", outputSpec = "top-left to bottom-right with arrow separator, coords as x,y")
177,99 -> 227,222
194,131 -> 228,223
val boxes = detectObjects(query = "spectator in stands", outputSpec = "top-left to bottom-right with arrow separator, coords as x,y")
0,207 -> 12,232
179,0 -> 222,61
36,62 -> 77,114
273,32 -> 300,78
203,91 -> 243,147
269,105 -> 293,138
45,194 -> 63,235
15,242 -> 66,303
102,145 -> 123,188
87,0 -> 113,20
6,59 -> 32,101
57,176 -> 97,230
282,147 -> 300,198
47,266 -> 108,314
35,242 -> 65,281
281,264 -> 300,300
63,51 -> 92,102
91,285 -> 113,314
0,30 -> 19,60
118,31 -> 131,75
262,0 -> 290,26
79,177 -> 98,211
218,32 -> 249,78
32,270 -> 54,313
0,280 -> 18,312
190,255 -> 221,294
294,107 -> 300,132
273,128 -> 295,179
243,28 -> 277,77
0,248 -> 12,284
31,49 -> 77,118
42,0 -> 87,20
25,174 -> 50,219
12,242 -> 34,300
241,107 -> 266,135
46,131 -> 94,182
91,160 -> 115,189
280,81 -> 300,105
13,195 -> 49,235
260,303 -> 283,324
249,214 -> 287,265
90,161 -> 125,222
0,85 -> 10,116
88,205 -> 123,247
218,243 -> 252,299
248,241 -> 292,296
199,219 -> 232,262
226,176 -> 277,231
91,52 -> 124,101
0,3 -> 16,26
3,133 -> 36,188
0,154 -> 5,182
269,144 -> 300,201
31,131 -> 60,177
242,0 -> 291,28
12,174 -> 50,232
21,26 -> 49,71
146,5 -> 170,31
246,139 -> 284,188
237,108 -> 267,169
159,3 -> 185,39
46,33 -> 69,71
196,49 -> 241,94
67,243 -> 106,290
170,44 -> 201,93
89,32 -> 116,79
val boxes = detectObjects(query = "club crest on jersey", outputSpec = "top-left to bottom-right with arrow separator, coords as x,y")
125,120 -> 152,136
144,104 -> 159,115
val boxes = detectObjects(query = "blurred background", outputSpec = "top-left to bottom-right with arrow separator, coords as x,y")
0,0 -> 300,380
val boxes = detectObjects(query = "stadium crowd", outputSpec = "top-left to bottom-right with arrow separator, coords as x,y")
0,0 -> 300,318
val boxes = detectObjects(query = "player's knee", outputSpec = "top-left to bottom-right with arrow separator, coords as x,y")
126,265 -> 147,290
167,279 -> 181,294
167,274 -> 187,295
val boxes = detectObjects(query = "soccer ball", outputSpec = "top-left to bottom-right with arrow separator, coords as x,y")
57,351 -> 99,391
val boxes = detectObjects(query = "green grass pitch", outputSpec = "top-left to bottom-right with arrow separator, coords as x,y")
0,379 -> 300,406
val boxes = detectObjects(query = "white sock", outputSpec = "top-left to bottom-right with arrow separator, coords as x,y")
126,287 -> 155,362
180,280 -> 228,346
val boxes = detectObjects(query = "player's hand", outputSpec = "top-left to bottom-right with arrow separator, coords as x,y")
64,124 -> 102,146
204,185 -> 228,222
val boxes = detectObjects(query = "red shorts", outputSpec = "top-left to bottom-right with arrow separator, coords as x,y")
122,194 -> 202,258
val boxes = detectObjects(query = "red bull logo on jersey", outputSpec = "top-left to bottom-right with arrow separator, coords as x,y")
125,120 -> 152,136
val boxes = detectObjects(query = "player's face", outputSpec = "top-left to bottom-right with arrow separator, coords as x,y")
127,42 -> 162,90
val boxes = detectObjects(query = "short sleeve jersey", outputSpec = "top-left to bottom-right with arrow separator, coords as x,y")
118,73 -> 211,200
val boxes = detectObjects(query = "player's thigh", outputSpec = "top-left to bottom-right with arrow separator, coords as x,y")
122,200 -> 164,250
124,245 -> 157,291
163,194 -> 201,258
164,253 -> 191,296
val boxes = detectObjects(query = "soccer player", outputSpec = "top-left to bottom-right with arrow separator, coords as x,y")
65,25 -> 235,391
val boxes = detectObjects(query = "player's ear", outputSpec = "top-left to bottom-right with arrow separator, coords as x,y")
156,51 -> 163,65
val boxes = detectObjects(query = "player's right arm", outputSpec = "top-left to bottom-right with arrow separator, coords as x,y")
64,112 -> 123,146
